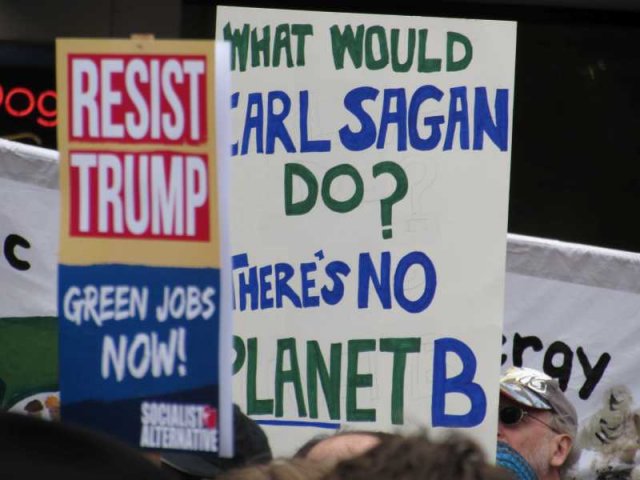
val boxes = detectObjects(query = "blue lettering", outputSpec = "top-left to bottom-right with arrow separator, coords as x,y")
321,260 -> 351,305
444,86 -> 470,150
377,88 -> 407,151
432,337 -> 487,427
393,251 -> 437,313
473,87 -> 508,151
241,92 -> 264,155
357,252 -> 391,309
275,263 -> 302,308
238,267 -> 258,311
300,90 -> 331,152
301,261 -> 320,307
231,92 -> 240,156
266,91 -> 296,154
409,85 -> 444,151
339,86 -> 379,151
259,265 -> 274,309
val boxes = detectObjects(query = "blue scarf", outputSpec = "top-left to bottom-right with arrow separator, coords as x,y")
496,441 -> 539,480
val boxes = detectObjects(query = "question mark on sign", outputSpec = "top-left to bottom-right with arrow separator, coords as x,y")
372,161 -> 408,239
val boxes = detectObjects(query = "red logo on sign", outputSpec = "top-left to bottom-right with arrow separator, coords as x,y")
202,406 -> 217,429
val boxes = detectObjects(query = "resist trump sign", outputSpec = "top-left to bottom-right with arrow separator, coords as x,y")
56,38 -> 232,455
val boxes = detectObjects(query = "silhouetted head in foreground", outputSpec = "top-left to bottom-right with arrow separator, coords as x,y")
0,411 -> 175,480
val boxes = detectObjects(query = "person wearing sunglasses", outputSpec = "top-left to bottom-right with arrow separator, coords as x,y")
497,366 -> 580,480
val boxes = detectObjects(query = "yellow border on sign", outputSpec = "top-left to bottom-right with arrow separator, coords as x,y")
56,38 -> 220,268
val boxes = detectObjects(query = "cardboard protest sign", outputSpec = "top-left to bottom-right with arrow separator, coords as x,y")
216,6 -> 516,455
56,38 -> 233,455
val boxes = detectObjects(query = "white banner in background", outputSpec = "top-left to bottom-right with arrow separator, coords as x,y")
0,139 -> 59,415
504,234 -> 640,479
0,139 -> 58,317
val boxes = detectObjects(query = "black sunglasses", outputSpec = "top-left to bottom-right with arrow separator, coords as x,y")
499,405 -> 561,434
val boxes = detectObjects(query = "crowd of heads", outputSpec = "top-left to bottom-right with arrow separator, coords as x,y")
210,429 -> 512,480
205,365 -> 581,480
0,365 -> 581,480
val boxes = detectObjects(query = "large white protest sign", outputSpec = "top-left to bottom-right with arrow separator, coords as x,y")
216,6 -> 516,455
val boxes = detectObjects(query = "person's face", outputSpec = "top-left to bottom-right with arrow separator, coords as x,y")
497,399 -> 557,479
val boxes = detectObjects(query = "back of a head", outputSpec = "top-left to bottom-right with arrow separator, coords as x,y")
216,458 -> 332,480
295,430 -> 393,464
0,411 -> 175,480
323,432 -> 514,480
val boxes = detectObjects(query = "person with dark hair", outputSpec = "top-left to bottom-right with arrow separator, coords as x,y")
161,404 -> 273,479
498,366 -> 580,480
322,431 -> 513,480
294,429 -> 393,464
0,410 -> 177,480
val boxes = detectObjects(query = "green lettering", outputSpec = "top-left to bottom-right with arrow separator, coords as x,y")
247,337 -> 274,415
251,26 -> 271,67
330,24 -> 364,70
273,24 -> 294,67
447,31 -> 473,71
275,338 -> 307,417
391,28 -> 415,73
307,341 -> 342,419
418,29 -> 442,73
223,23 -> 250,72
346,339 -> 376,421
291,24 -> 313,66
232,335 -> 245,374
321,164 -> 364,213
365,26 -> 388,70
285,163 -> 318,216
380,337 -> 421,424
